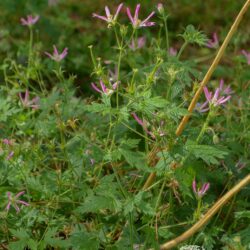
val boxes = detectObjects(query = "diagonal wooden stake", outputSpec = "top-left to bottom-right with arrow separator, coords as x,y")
159,174 -> 250,250
143,0 -> 250,190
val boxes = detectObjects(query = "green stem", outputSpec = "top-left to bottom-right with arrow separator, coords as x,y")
27,27 -> 34,79
154,178 -> 167,212
114,26 -> 120,47
195,198 -> 202,220
181,108 -> 213,166
116,38 -> 123,109
94,113 -> 114,178
146,58 -> 163,87
221,194 -> 236,229
88,45 -> 97,69
196,108 -> 213,143
177,41 -> 188,59
125,29 -> 136,48
129,213 -> 134,249
163,17 -> 169,52
129,69 -> 138,93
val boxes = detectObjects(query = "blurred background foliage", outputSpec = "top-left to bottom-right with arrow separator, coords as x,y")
0,0 -> 249,92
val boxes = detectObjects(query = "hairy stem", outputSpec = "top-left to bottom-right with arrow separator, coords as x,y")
163,17 -> 169,52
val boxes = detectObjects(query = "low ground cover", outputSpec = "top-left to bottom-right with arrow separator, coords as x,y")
0,1 -> 249,249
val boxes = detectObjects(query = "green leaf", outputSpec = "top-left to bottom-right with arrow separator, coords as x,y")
9,229 -> 30,250
78,175 -> 122,214
0,97 -> 18,122
158,227 -> 174,240
27,239 -> 39,250
155,151 -> 173,175
186,140 -> 228,165
70,230 -> 100,250
165,105 -> 189,122
118,106 -> 130,122
123,199 -> 134,216
235,211 -> 250,219
79,195 -> 117,213
132,90 -> 167,115
85,102 -> 110,114
43,228 -> 70,248
119,148 -> 150,171
181,25 -> 208,46
119,138 -> 141,149
134,191 -> 155,216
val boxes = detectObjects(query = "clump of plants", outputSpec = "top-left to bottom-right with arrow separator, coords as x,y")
0,1 -> 249,250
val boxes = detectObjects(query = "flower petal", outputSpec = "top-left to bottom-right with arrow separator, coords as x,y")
100,80 -> 107,93
203,87 -> 212,101
219,79 -> 224,90
134,4 -> 141,20
126,7 -> 134,24
140,11 -> 155,27
91,83 -> 102,94
17,200 -> 30,206
105,6 -> 111,18
92,13 -> 109,22
213,88 -> 220,101
44,51 -> 53,59
192,179 -> 197,194
53,45 -> 59,56
114,3 -> 123,20
6,202 -> 11,211
218,95 -> 231,104
15,191 -> 25,198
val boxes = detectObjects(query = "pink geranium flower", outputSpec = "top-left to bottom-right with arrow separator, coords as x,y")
197,80 -> 232,112
93,3 -> 123,25
19,90 -> 40,110
241,50 -> 250,65
192,179 -> 210,198
206,32 -> 219,49
6,191 -> 30,213
132,112 -> 165,139
45,45 -> 68,62
91,80 -> 118,95
20,15 -> 40,26
219,79 -> 233,95
132,112 -> 155,139
127,4 -> 155,28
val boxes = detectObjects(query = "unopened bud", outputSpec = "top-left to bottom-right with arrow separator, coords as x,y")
157,3 -> 164,15
120,25 -> 128,37
213,134 -> 220,144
